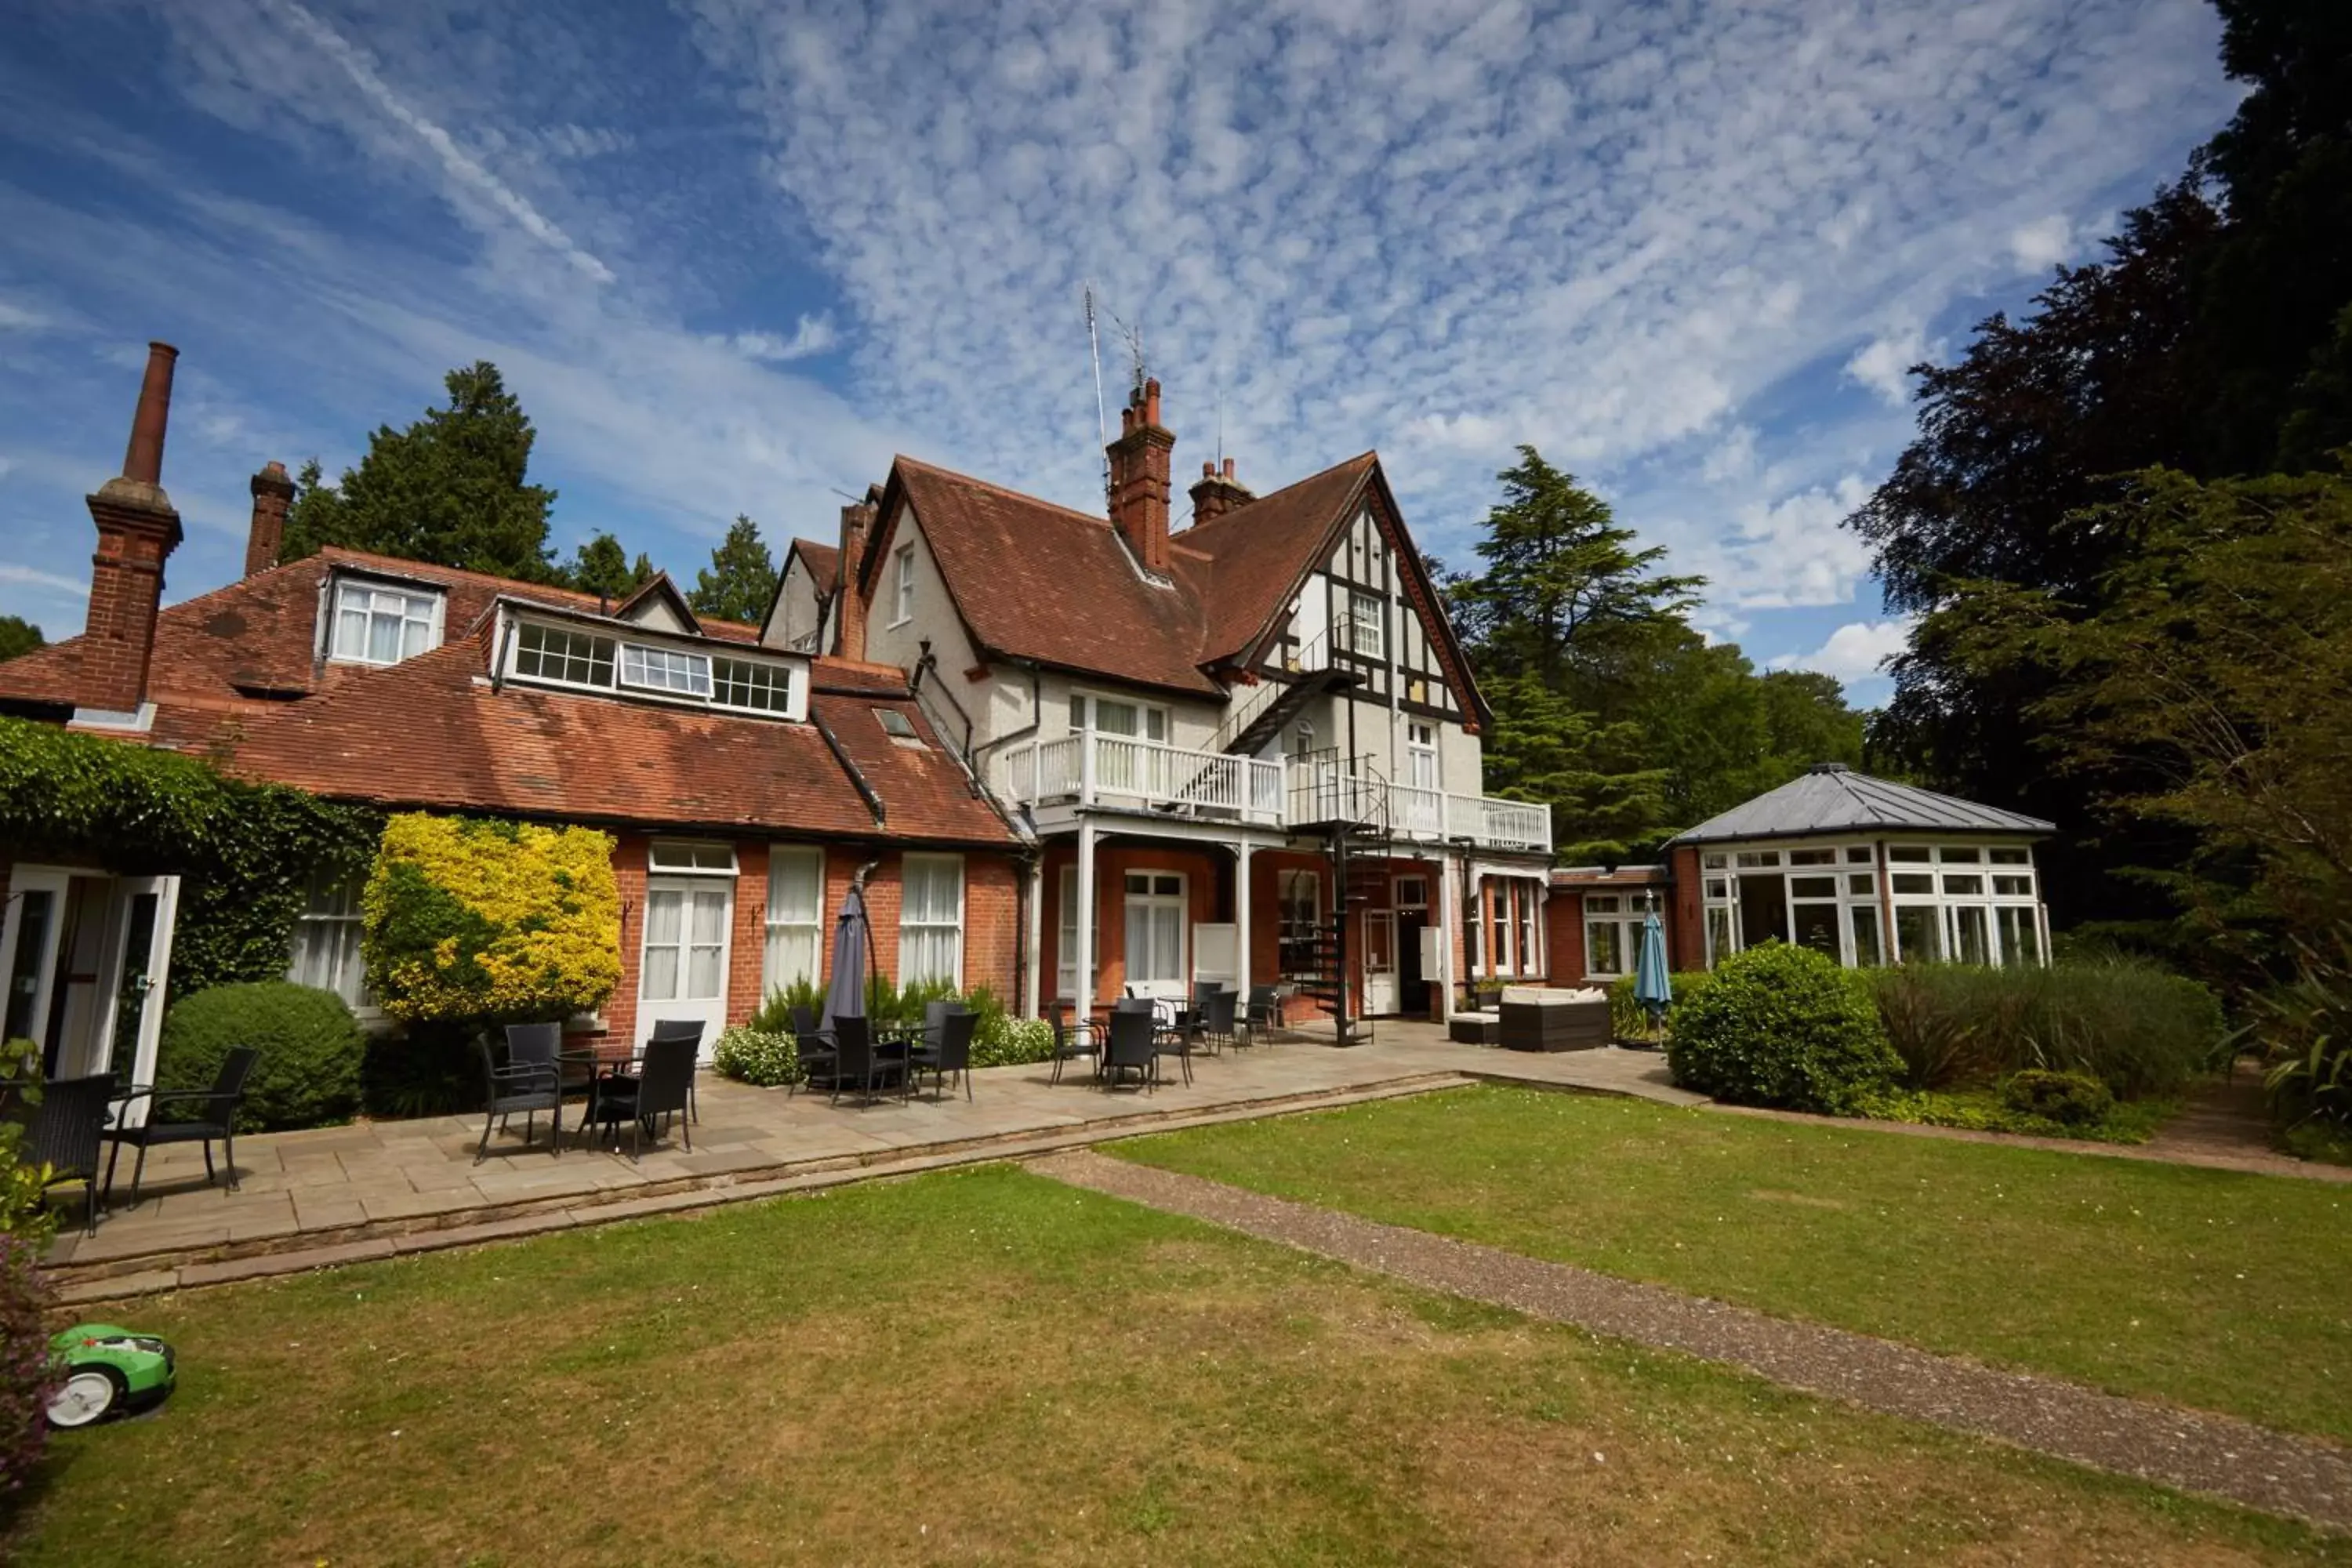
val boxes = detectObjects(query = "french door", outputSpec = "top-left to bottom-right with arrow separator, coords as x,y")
639,878 -> 731,1057
99,877 -> 179,1127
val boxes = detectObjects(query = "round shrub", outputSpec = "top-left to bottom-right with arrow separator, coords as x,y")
1667,942 -> 1900,1114
156,981 -> 365,1131
713,1025 -> 800,1087
0,1231 -> 56,1494
2002,1068 -> 2115,1127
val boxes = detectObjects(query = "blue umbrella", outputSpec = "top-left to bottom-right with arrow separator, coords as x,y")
1633,907 -> 1672,1027
819,882 -> 870,1034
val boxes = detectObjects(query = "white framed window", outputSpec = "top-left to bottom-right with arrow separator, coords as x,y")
331,579 -> 442,666
1583,894 -> 1644,978
1406,720 -> 1438,789
621,643 -> 712,698
642,884 -> 729,1001
514,622 -> 616,688
1069,691 -> 1168,742
1491,884 -> 1513,976
649,840 -> 738,874
287,869 -> 372,1009
763,846 -> 825,997
898,854 -> 963,986
1515,882 -> 1537,978
892,545 -> 916,626
1123,870 -> 1187,989
1348,590 -> 1385,659
715,656 -> 792,714
1467,880 -> 1485,975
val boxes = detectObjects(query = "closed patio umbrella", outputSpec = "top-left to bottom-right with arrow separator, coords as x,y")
1633,906 -> 1672,1029
819,882 -> 872,1034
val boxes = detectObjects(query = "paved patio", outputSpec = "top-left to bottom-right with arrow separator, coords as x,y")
45,1025 -> 1694,1281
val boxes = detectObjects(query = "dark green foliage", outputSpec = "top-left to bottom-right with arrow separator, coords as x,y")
279,362 -> 561,583
712,1025 -> 800,1087
2257,924 -> 2352,1134
0,1229 -> 55,1497
1867,960 -> 2224,1098
0,616 -> 41,664
751,976 -> 826,1034
688,515 -> 779,625
0,717 -> 382,1000
361,1020 -> 479,1120
1667,942 -> 1899,1113
1853,1084 -> 2173,1144
1605,969 -> 1713,1044
2002,1069 -> 2116,1127
156,982 -> 364,1131
561,532 -> 658,602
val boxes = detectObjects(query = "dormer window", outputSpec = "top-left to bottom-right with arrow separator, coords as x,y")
621,644 -> 711,698
505,610 -> 807,721
515,622 -> 615,685
331,579 -> 443,666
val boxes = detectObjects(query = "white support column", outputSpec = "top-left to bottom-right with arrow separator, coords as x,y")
1075,821 -> 1098,1014
1437,855 -> 1457,1024
1236,839 -> 1254,1005
1022,855 -> 1045,1018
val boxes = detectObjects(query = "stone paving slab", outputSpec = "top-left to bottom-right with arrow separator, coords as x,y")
1031,1148 -> 2352,1534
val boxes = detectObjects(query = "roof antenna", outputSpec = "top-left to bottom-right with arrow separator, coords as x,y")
1084,284 -> 1110,506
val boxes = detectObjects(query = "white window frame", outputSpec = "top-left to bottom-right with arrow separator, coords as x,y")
1069,690 -> 1170,742
506,615 -> 804,721
648,840 -> 739,875
1348,590 -> 1385,659
1581,894 -> 1644,979
620,642 -> 713,698
762,845 -> 825,998
329,578 -> 444,666
892,545 -> 916,628
1122,869 -> 1189,991
898,853 -> 964,987
512,622 -> 619,690
286,869 -> 376,1012
1406,720 -> 1439,789
1698,837 -> 2045,970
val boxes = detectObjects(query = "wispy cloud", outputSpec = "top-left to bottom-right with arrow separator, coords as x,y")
0,561 -> 89,600
717,315 -> 840,364
1771,618 -> 1917,688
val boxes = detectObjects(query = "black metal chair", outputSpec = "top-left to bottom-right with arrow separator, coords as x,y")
103,1047 -> 259,1205
1203,986 -> 1239,1054
1047,1001 -> 1097,1084
1188,982 -> 1223,1056
790,1010 -> 838,1098
31,1073 -> 115,1236
474,1035 -> 561,1163
827,1016 -> 897,1105
646,1019 -> 704,1125
1245,985 -> 1282,1046
909,1008 -> 977,1102
1102,1008 -> 1156,1092
586,1035 -> 698,1160
1152,1007 -> 1196,1087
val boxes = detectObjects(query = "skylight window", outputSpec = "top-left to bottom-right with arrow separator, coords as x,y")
875,708 -> 920,740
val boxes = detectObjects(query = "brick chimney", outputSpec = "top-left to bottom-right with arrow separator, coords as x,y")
835,492 -> 878,659
1106,377 -> 1174,576
245,459 -> 296,578
1187,456 -> 1254,526
80,342 -> 185,719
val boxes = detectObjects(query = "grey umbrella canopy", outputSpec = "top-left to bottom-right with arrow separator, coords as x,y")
819,883 -> 870,1033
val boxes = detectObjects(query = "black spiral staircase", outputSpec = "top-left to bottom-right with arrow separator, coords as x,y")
1286,752 -> 1396,1046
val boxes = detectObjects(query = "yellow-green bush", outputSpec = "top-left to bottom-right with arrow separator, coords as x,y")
361,813 -> 621,1024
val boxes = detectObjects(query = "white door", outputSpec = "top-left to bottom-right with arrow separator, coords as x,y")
638,878 -> 731,1058
0,867 -> 71,1058
96,876 -> 179,1127
1122,871 -> 1187,1003
1363,910 -> 1397,1015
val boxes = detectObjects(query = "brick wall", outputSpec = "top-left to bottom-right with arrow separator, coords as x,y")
1044,842 -> 1227,1007
1669,845 -> 1706,972
1548,887 -> 1589,980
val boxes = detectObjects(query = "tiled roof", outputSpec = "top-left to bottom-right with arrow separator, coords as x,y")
877,453 -> 1377,696
789,539 -> 840,594
0,550 -> 1012,845
1668,764 -> 2056,844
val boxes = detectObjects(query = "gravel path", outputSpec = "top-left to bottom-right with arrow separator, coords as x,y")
1033,1148 -> 2352,1533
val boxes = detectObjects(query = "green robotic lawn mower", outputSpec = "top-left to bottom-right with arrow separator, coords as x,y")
45,1323 -> 176,1429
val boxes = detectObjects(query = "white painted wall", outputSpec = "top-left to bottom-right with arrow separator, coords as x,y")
764,555 -> 829,653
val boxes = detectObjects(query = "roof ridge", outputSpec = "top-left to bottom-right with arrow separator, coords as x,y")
1177,451 -> 1377,536
895,455 -> 1110,528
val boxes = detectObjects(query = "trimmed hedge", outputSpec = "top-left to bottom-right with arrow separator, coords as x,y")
362,813 -> 621,1025
1668,942 -> 1899,1114
156,981 -> 365,1131
1869,960 -> 2223,1098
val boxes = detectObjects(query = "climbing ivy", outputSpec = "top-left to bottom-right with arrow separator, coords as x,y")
0,716 -> 383,999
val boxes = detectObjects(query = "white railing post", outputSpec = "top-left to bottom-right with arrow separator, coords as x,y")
1079,731 -> 1097,808
1030,739 -> 1041,804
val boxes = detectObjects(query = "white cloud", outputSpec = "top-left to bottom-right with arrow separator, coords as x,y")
0,300 -> 46,331
1771,619 -> 1917,684
0,561 -> 89,599
1845,325 -> 1929,408
720,315 -> 840,364
2009,213 -> 2077,272
1697,474 -> 1879,611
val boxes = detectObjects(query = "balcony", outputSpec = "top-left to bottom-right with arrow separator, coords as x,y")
996,736 -> 1552,854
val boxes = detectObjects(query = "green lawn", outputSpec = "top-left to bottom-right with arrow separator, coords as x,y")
11,1164 -> 2340,1565
1112,1085 -> 2352,1442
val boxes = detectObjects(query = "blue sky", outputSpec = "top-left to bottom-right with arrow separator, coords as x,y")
0,0 -> 2240,706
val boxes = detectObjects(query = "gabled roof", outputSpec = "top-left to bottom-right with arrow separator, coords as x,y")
612,571 -> 703,636
1668,764 -> 2055,845
787,539 -> 840,595
865,450 -> 1478,714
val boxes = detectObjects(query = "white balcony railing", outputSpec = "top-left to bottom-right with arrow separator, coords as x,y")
996,737 -> 1549,852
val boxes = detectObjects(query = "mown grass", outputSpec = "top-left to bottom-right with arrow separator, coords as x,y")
10,1163 -> 2344,1565
1114,1085 -> 2352,1443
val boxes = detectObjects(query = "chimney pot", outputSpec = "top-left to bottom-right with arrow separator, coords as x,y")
81,342 -> 185,717
1106,379 -> 1175,575
121,342 -> 179,488
1222,456 -> 1236,478
1142,377 -> 1161,427
1186,447 -> 1256,528
245,458 -> 297,578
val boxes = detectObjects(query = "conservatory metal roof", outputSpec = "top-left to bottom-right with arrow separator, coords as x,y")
1667,763 -> 2054,846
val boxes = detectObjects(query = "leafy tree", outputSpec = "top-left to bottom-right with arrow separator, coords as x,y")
1479,671 -> 1669,865
1448,447 -> 1701,691
562,532 -> 657,603
278,362 -> 559,583
0,617 -> 42,664
688,514 -> 779,624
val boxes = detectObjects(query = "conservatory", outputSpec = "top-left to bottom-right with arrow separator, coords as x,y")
1666,764 -> 2053,971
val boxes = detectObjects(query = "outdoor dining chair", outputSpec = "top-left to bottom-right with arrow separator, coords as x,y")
103,1046 -> 259,1206
909,1007 -> 978,1102
1102,1008 -> 1157,1092
646,1019 -> 705,1125
474,1034 -> 562,1163
584,1034 -> 697,1160
1244,985 -> 1282,1047
1203,986 -> 1239,1054
30,1073 -> 114,1236
1046,1001 -> 1097,1084
827,1015 -> 898,1106
790,1010 -> 837,1098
